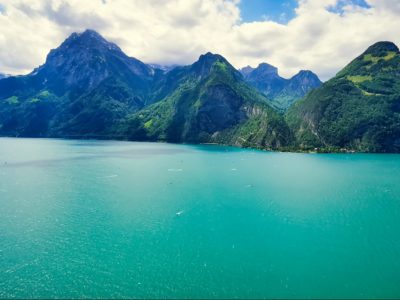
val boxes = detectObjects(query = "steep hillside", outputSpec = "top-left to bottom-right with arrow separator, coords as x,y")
0,30 -> 158,137
117,53 -> 292,149
286,41 -> 400,152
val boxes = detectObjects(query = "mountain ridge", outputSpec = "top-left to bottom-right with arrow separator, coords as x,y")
1,30 -> 399,153
0,30 -> 291,149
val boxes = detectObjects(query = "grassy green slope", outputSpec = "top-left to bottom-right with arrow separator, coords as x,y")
286,42 -> 400,152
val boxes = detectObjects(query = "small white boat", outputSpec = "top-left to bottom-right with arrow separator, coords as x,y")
176,210 -> 184,216
168,168 -> 183,172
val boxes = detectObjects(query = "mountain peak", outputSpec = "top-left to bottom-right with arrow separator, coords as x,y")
288,70 -> 322,93
297,70 -> 314,75
292,70 -> 321,81
61,29 -> 121,52
336,41 -> 400,78
35,29 -> 153,93
363,41 -> 399,56
242,62 -> 280,83
256,63 -> 278,75
70,29 -> 103,40
197,52 -> 227,64
191,52 -> 230,77
80,29 -> 103,37
239,66 -> 255,77
240,63 -> 278,78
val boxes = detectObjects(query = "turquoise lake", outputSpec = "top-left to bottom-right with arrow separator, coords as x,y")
1,138 -> 400,299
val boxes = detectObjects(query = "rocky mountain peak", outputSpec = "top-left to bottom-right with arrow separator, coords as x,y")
291,70 -> 322,84
364,41 -> 399,56
191,52 -> 231,77
256,63 -> 278,75
33,29 -> 153,93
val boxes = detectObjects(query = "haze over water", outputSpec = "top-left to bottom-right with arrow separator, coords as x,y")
1,138 -> 400,298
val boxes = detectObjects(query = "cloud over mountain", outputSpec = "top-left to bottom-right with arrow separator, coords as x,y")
0,0 -> 399,80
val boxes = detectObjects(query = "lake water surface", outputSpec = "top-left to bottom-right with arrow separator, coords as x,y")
1,138 -> 400,298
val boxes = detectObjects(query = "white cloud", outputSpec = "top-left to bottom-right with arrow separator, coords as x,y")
0,0 -> 399,80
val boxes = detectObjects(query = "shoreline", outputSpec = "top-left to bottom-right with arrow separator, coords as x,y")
0,135 -> 397,154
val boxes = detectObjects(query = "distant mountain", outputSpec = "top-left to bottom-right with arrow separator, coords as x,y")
286,41 -> 400,152
116,52 -> 291,149
240,63 -> 322,109
241,63 -> 285,94
0,73 -> 8,79
148,64 -> 180,73
239,66 -> 256,78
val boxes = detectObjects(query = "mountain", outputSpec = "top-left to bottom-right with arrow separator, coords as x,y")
116,53 -> 292,149
2,30 -> 398,153
34,29 -> 154,93
0,29 -> 158,137
241,63 -> 286,98
0,30 -> 291,149
240,63 -> 322,109
0,73 -> 8,79
286,41 -> 400,152
274,70 -> 322,108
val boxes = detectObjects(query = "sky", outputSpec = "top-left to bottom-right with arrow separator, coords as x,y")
239,0 -> 298,23
0,0 -> 399,80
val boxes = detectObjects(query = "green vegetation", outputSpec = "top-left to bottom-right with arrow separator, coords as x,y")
38,90 -> 51,98
361,90 -> 379,96
1,32 -> 400,153
116,57 -> 291,149
287,41 -> 400,153
6,96 -> 19,105
363,51 -> 397,63
212,103 -> 292,150
347,75 -> 372,84
144,119 -> 153,129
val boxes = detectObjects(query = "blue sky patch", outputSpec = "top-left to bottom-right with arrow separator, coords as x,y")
239,0 -> 298,24
328,0 -> 371,14
0,3 -> 6,15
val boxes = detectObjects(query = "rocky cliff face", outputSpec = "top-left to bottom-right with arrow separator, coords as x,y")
241,63 -> 286,96
0,30 -> 158,137
32,29 -> 154,94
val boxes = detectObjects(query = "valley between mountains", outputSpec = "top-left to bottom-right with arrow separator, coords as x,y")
1,30 -> 399,152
